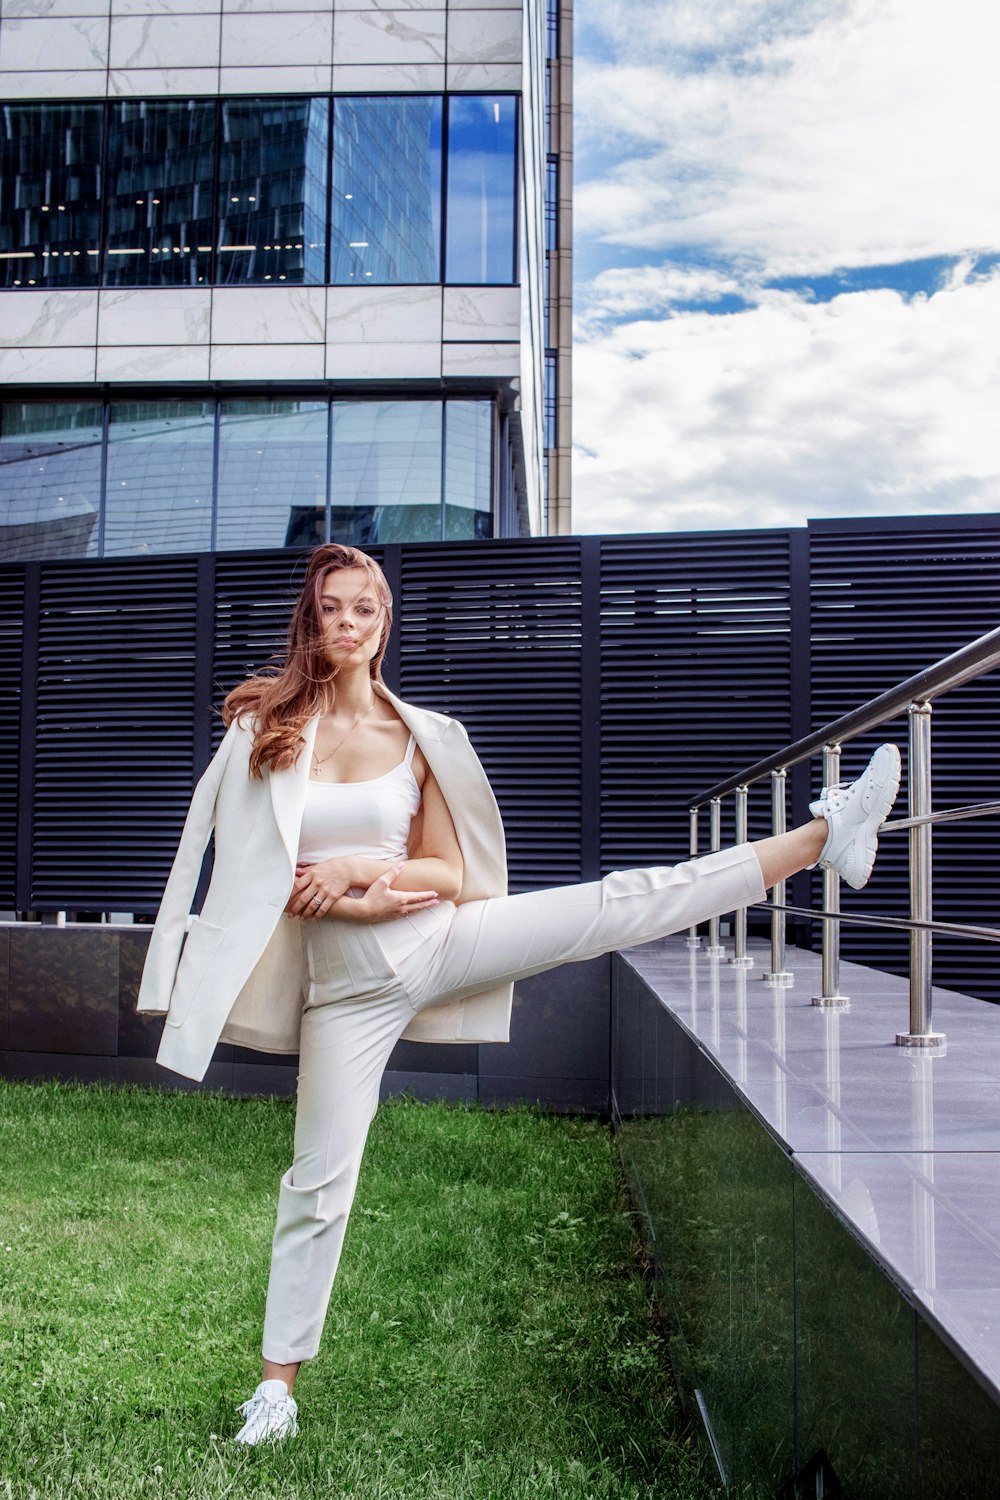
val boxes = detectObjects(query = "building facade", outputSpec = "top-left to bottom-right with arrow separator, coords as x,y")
0,0 -> 571,559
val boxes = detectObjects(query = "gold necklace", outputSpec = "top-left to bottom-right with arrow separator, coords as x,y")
311,696 -> 377,777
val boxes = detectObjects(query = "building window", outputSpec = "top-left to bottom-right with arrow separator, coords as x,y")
331,97 -> 442,286
0,402 -> 102,559
1,397 -> 495,559
544,353 -> 557,450
217,400 -> 328,551
0,103 -> 103,288
217,98 -> 329,286
1,95 -> 517,290
104,99 -> 216,288
103,402 -> 215,556
545,159 -> 559,253
445,96 -> 518,284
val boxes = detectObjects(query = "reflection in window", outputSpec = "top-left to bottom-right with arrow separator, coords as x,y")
446,97 -> 518,284
445,403 -> 493,539
0,103 -> 102,289
104,403 -> 214,556
0,403 -> 102,559
331,98 -> 442,286
217,99 -> 328,286
217,401 -> 327,551
331,402 -> 443,544
105,100 -> 215,287
0,397 -> 498,558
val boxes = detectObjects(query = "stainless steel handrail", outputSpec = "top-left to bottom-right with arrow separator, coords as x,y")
686,624 -> 1000,1051
692,623 -> 1000,806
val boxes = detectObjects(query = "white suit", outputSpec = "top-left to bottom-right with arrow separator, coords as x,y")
137,681 -> 513,1082
137,681 -> 765,1363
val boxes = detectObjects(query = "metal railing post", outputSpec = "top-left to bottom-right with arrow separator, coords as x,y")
898,701 -> 946,1049
765,767 -> 793,985
812,743 -> 850,1009
685,806 -> 701,949
706,797 -> 725,957
730,785 -> 753,968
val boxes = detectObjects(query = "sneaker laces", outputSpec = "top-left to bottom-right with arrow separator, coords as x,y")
238,1389 -> 289,1419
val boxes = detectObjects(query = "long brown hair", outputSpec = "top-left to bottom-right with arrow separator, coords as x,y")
223,544 -> 393,778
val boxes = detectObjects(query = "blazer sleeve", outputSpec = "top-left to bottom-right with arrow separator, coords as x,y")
136,720 -> 241,1015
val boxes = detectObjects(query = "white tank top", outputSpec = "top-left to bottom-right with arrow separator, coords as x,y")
297,733 -> 421,864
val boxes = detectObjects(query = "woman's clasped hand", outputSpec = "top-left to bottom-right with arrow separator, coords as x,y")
285,856 -> 441,923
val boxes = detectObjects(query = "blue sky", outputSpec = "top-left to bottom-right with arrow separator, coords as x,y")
571,0 -> 1000,533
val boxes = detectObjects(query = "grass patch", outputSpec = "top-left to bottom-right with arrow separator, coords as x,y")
0,1081 -> 714,1499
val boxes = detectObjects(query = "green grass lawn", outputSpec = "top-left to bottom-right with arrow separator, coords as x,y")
0,1080 -> 715,1500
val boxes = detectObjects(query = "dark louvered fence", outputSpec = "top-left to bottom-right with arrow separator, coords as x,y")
3,516 -> 999,1009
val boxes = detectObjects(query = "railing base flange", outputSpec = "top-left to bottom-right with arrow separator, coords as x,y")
764,970 -> 794,987
684,936 -> 702,950
896,1030 -> 946,1050
729,956 -> 754,969
705,945 -> 726,958
811,994 -> 850,1010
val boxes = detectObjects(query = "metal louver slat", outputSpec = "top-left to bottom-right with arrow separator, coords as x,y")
399,539 -> 585,891
599,532 -> 794,872
30,558 -> 199,910
0,567 -> 24,905
809,518 -> 1000,1002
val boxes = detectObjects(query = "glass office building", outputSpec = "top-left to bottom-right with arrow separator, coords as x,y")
0,0 -> 571,557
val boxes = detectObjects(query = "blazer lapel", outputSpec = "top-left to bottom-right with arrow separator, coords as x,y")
269,713 -> 320,872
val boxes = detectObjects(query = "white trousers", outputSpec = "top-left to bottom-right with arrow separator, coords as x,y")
261,843 -> 764,1363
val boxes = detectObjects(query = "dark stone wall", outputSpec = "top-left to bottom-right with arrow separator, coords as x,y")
0,924 -> 610,1111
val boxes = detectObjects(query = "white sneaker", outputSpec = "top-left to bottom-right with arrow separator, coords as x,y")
809,743 -> 901,891
233,1379 -> 298,1446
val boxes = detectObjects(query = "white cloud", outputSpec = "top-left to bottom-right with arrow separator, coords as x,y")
571,272 -> 1000,533
575,0 -> 1000,277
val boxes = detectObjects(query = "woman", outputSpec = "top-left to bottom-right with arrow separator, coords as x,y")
136,543 -> 900,1445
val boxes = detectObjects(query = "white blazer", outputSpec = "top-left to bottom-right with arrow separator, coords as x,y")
136,682 -> 511,1082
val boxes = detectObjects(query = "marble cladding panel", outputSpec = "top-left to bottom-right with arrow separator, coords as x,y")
220,62 -> 331,89
112,0 -> 218,11
325,340 -> 441,378
387,1039 -> 478,1075
220,10 -> 332,66
0,345 -> 98,380
336,0 -> 444,10
442,341 -> 519,377
446,0 -> 519,10
209,341 -> 325,378
8,928 -> 118,1056
223,0 -> 332,12
0,13 -> 109,67
0,65 -> 109,92
2,0 -> 110,16
210,285 -> 325,344
95,343 -> 210,379
326,284 -> 442,343
109,11 -> 221,67
0,290 -> 98,348
442,285 -> 520,342
330,60 -> 442,89
445,59 -> 519,88
446,6 -> 519,61
98,287 -> 212,345
326,282 -> 440,343
332,8 -> 444,66
109,64 -> 220,90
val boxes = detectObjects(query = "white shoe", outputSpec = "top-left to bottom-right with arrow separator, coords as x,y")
233,1379 -> 298,1446
809,743 -> 901,891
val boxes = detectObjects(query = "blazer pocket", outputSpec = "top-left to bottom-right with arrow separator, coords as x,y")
166,915 -> 228,1028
